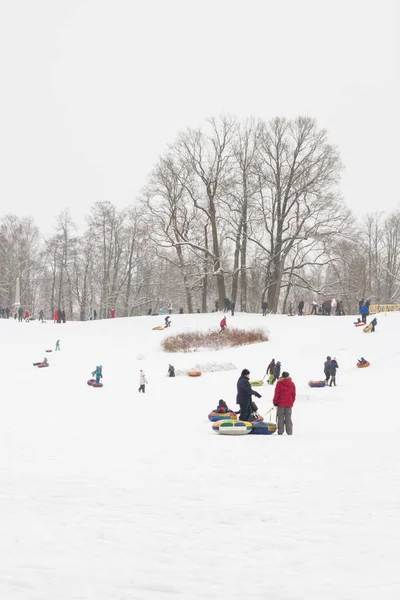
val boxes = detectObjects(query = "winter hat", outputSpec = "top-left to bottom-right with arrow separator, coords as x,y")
326,356 -> 331,360
241,368 -> 250,376
281,371 -> 290,378
218,399 -> 227,407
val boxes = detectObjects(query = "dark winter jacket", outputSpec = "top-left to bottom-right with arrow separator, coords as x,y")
236,376 -> 259,405
273,377 -> 296,408
261,301 -> 268,310
324,359 -> 332,376
274,362 -> 281,379
371,318 -> 377,326
360,304 -> 369,316
267,360 -> 275,375
298,300 -> 304,310
329,360 -> 339,375
168,365 -> 175,377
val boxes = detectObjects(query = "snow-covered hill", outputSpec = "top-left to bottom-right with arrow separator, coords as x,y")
1,311 -> 399,600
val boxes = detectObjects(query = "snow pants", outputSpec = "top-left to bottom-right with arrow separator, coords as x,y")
138,384 -> 146,393
276,407 -> 293,435
238,400 -> 251,422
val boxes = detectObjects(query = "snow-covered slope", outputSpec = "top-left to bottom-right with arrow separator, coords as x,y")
1,312 -> 399,600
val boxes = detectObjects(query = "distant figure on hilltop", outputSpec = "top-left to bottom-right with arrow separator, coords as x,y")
165,315 -> 171,328
311,300 -> 318,315
261,300 -> 268,316
110,308 -> 116,318
138,370 -> 148,393
168,364 -> 175,377
298,300 -> 304,316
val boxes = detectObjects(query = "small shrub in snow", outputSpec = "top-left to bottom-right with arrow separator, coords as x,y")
161,328 -> 268,353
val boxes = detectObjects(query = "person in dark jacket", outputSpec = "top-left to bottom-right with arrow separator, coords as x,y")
370,317 -> 377,332
329,357 -> 339,386
261,301 -> 268,316
266,359 -> 275,376
165,315 -> 171,328
358,298 -> 364,313
324,356 -> 332,383
230,302 -> 235,316
236,369 -> 261,422
273,372 -> 296,435
298,300 -> 304,316
214,399 -> 234,414
274,361 -> 281,381
168,364 -> 175,377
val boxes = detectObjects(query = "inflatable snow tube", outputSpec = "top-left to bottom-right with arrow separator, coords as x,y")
208,411 -> 237,422
250,380 -> 264,387
308,380 -> 326,388
37,363 -> 49,368
188,370 -> 201,377
87,378 -> 103,387
217,420 -> 252,435
45,349 -> 52,352
354,322 -> 364,327
250,421 -> 277,435
152,326 -> 164,331
356,361 -> 370,368
363,324 -> 373,333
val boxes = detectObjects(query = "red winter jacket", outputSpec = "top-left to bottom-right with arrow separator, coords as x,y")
273,377 -> 296,408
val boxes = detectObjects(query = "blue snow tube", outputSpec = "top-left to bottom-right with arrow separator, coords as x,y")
250,421 -> 277,435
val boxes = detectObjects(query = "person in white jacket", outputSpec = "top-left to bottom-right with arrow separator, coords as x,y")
138,370 -> 148,393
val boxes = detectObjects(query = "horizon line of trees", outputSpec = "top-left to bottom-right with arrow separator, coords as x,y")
1,115 -> 399,320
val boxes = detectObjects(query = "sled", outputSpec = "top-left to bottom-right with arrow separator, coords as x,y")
208,411 -> 237,422
152,326 -> 164,331
250,380 -> 264,387
356,361 -> 370,368
188,370 -> 201,377
354,322 -> 364,327
363,324 -> 373,333
87,378 -> 103,387
250,421 -> 277,435
45,349 -> 52,352
37,363 -> 49,368
215,419 -> 252,435
308,380 -> 326,388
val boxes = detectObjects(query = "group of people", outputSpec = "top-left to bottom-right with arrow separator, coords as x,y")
235,368 -> 296,435
53,309 -> 67,324
291,298 -> 345,316
265,358 -> 281,384
323,356 -> 339,386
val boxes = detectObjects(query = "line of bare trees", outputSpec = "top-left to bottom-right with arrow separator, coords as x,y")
1,115 -> 399,319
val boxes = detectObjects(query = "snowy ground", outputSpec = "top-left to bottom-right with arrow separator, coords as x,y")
1,311 -> 399,600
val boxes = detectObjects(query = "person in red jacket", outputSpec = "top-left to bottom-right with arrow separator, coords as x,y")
220,316 -> 227,331
273,371 -> 296,435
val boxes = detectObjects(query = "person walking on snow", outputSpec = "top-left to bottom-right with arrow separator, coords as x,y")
236,369 -> 261,422
220,316 -> 227,331
55,339 -> 60,351
360,303 -> 369,324
266,358 -> 276,377
230,302 -> 235,316
324,356 -> 332,384
92,365 -> 103,384
298,299 -> 304,316
261,300 -> 268,316
168,364 -> 175,377
311,300 -> 318,315
329,357 -> 339,386
273,360 -> 281,382
370,317 -> 377,332
273,371 -> 296,435
164,315 -> 171,328
138,370 -> 148,393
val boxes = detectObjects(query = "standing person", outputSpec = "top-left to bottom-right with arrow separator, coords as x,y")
370,317 -> 377,332
215,299 -> 220,311
110,308 -> 116,318
331,298 -> 337,315
24,309 -> 30,321
168,300 -> 172,315
360,303 -> 369,324
93,309 -> 97,320
236,369 -> 261,422
261,300 -> 268,316
38,309 -> 44,323
288,302 -> 293,316
273,371 -> 296,435
311,300 -> 318,315
324,356 -> 332,384
365,299 -> 370,311
138,370 -> 148,393
224,298 -> 231,313
57,308 -> 61,324
53,309 -> 58,324
266,358 -> 276,376
61,310 -> 66,323
219,316 -> 227,332
274,360 -> 281,382
164,315 -> 171,328
230,302 -> 235,316
5,306 -> 10,319
358,298 -> 364,314
329,357 -> 339,386
91,365 -> 103,385
18,306 -> 23,322
298,299 -> 304,316
338,300 -> 345,316
168,364 -> 175,377
55,339 -> 60,351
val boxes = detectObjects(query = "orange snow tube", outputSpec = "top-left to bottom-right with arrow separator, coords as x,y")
356,361 -> 370,368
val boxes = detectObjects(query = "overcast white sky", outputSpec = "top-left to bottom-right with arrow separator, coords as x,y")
0,0 -> 399,233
